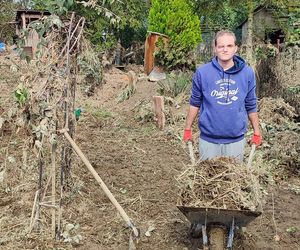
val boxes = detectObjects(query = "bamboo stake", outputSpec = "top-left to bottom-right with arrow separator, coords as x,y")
57,147 -> 65,239
58,17 -> 84,58
29,194 -> 41,233
41,175 -> 52,202
51,135 -> 57,238
28,190 -> 39,233
69,19 -> 85,53
36,155 -> 44,232
61,129 -> 139,237
66,12 -> 75,76
56,187 -> 63,239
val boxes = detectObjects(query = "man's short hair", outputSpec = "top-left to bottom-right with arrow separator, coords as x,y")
214,30 -> 237,46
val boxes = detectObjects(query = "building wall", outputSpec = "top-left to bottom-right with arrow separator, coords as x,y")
241,9 -> 280,43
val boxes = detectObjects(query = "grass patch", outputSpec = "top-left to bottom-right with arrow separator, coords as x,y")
85,104 -> 114,120
117,84 -> 136,103
157,71 -> 192,98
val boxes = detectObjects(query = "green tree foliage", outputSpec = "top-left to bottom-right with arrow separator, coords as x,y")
204,2 -> 246,31
32,0 -> 74,15
148,0 -> 202,69
168,0 -> 202,49
149,0 -> 201,49
148,0 -> 169,34
78,0 -> 148,50
189,0 -> 248,32
32,0 -> 148,50
270,0 -> 300,45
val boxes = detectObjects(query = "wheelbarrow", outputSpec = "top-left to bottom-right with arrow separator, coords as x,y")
179,144 -> 261,249
177,206 -> 261,249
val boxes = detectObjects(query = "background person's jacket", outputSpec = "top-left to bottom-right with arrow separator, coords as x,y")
190,55 -> 257,144
0,42 -> 5,52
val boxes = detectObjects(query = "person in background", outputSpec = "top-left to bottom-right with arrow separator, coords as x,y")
183,30 -> 262,161
0,40 -> 5,52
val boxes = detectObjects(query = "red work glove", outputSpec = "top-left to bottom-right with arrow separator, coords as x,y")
183,129 -> 192,142
251,133 -> 262,146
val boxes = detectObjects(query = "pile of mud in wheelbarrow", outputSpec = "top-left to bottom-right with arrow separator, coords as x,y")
176,155 -> 267,250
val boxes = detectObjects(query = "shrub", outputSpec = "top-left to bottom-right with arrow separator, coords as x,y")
158,71 -> 192,99
148,0 -> 202,70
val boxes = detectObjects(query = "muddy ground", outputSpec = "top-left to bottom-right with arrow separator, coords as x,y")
0,62 -> 299,250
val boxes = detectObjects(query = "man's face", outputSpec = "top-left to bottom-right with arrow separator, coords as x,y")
214,34 -> 237,62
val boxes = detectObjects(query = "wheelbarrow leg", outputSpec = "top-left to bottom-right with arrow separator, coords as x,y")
226,218 -> 235,249
202,224 -> 208,249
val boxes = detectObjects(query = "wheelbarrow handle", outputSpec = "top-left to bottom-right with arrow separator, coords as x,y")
187,141 -> 196,166
246,144 -> 256,169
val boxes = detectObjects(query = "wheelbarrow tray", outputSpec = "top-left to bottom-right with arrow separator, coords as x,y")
177,206 -> 261,228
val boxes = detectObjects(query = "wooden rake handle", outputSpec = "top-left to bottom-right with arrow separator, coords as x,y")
62,130 -> 139,237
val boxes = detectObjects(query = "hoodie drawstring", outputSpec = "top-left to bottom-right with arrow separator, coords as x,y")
222,71 -> 231,103
227,74 -> 231,102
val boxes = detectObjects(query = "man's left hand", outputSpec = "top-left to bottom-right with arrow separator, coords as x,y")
251,133 -> 262,146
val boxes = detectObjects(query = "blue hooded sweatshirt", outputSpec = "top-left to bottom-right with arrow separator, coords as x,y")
190,55 -> 257,144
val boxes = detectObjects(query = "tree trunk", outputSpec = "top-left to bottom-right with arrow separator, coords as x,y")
246,0 -> 255,67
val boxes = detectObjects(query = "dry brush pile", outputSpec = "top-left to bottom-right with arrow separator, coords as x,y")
0,12 -> 103,244
177,157 -> 266,211
258,97 -> 300,173
255,46 -> 300,172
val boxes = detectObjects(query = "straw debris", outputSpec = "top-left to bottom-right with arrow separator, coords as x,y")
177,157 -> 265,211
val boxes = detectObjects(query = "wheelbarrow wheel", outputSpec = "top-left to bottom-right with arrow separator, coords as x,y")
209,226 -> 227,250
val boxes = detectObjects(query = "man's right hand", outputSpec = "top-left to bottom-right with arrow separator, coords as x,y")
183,129 -> 192,142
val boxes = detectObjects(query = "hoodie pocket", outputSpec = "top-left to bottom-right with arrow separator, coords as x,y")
199,108 -> 247,138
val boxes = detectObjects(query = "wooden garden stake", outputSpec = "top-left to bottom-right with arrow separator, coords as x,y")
153,96 -> 165,130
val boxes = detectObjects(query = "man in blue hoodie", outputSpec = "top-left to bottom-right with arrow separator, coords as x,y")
183,30 -> 262,161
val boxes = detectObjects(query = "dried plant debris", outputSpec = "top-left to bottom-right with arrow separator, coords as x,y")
258,97 -> 300,172
259,97 -> 296,126
177,157 -> 266,211
134,101 -> 154,123
264,130 -> 300,172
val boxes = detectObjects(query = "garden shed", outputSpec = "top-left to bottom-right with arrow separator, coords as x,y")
15,9 -> 51,56
237,6 -> 285,45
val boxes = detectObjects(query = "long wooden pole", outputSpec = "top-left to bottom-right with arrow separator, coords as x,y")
61,130 -> 139,237
51,137 -> 57,238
